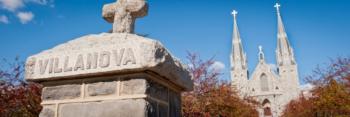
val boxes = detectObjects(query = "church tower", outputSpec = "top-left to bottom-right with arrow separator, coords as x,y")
229,3 -> 301,117
274,3 -> 300,100
230,10 -> 248,96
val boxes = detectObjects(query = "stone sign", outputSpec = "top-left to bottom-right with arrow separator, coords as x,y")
26,33 -> 192,91
26,33 -> 193,117
25,0 -> 193,117
28,47 -> 136,76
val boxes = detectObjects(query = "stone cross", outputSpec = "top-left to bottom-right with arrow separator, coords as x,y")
102,0 -> 148,33
274,3 -> 281,13
231,10 -> 238,18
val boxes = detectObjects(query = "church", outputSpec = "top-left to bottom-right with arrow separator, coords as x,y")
230,3 -> 300,117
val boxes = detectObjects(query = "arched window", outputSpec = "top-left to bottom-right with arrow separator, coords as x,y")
262,99 -> 272,116
262,99 -> 270,105
260,74 -> 269,91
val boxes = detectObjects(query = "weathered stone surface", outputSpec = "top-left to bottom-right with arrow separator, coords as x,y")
102,0 -> 148,33
39,105 -> 55,117
169,90 -> 181,117
42,84 -> 81,100
121,78 -> 147,95
147,80 -> 168,101
87,81 -> 116,96
25,33 -> 193,91
29,1 -> 193,116
59,99 -> 146,117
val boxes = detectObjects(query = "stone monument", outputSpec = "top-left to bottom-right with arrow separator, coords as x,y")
25,0 -> 193,117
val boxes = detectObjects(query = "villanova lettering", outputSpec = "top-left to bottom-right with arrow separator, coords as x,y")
37,48 -> 136,75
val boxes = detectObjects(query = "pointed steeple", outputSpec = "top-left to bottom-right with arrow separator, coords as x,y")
274,3 -> 295,66
230,10 -> 249,97
231,10 -> 247,70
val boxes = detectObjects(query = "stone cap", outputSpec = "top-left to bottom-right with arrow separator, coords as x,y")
25,33 -> 193,91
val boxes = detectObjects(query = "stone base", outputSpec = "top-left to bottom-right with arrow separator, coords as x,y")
25,33 -> 193,117
39,73 -> 181,117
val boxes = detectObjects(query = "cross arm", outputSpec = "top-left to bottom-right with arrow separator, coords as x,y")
102,3 -> 117,23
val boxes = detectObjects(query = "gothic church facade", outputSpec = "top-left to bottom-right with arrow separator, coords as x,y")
230,3 -> 300,117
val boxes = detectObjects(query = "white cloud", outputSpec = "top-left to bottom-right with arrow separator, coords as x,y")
17,11 -> 34,24
25,0 -> 53,5
0,15 -> 9,24
210,61 -> 226,72
0,0 -> 54,24
300,83 -> 314,98
0,0 -> 54,11
300,83 -> 314,91
0,0 -> 24,12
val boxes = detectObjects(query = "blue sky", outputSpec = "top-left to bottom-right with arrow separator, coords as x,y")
0,0 -> 349,84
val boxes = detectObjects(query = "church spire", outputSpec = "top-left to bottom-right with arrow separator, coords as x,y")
231,10 -> 247,70
230,10 -> 248,96
274,3 -> 295,66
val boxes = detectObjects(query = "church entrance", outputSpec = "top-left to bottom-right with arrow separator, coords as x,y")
262,99 -> 272,117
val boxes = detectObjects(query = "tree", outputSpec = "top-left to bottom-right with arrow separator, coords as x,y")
182,52 -> 258,117
0,57 -> 42,117
282,57 -> 350,117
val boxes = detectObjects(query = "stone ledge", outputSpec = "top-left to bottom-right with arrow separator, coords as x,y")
39,105 -> 55,117
59,99 -> 147,117
25,33 -> 193,91
42,84 -> 81,100
87,81 -> 117,96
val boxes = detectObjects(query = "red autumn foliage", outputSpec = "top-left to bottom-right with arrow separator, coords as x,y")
182,52 -> 258,117
282,57 -> 350,117
0,58 -> 42,117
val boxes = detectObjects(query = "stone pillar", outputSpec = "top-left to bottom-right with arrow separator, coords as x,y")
25,33 -> 193,117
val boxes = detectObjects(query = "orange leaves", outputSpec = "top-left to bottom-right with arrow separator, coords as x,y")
182,52 -> 258,117
282,57 -> 350,117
